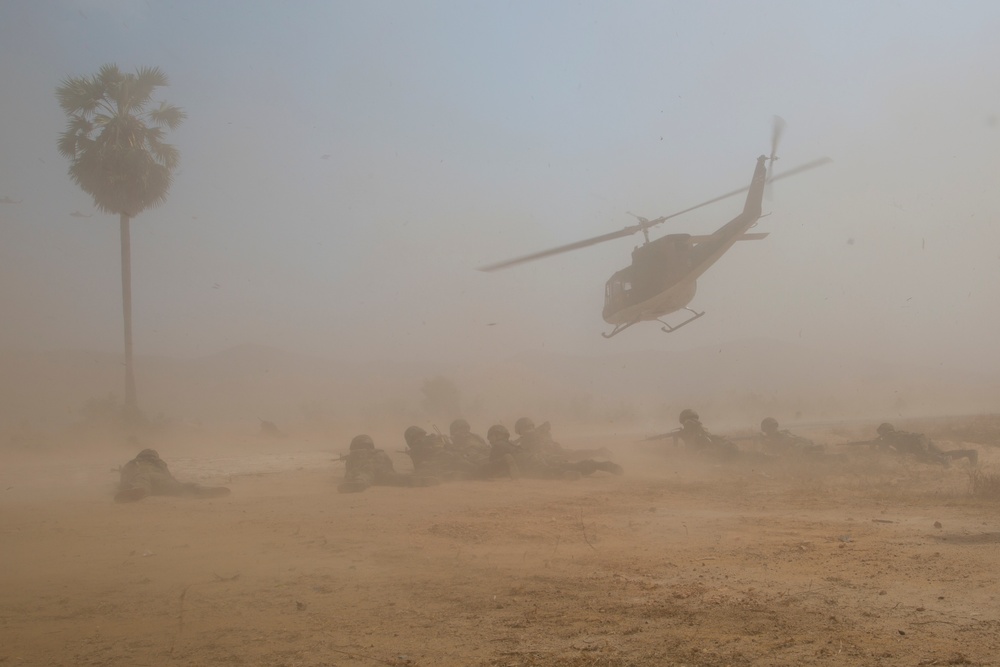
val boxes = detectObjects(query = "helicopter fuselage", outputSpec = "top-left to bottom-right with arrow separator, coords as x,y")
602,155 -> 768,327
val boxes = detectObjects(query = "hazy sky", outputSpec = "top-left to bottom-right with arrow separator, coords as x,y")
1,1 -> 999,372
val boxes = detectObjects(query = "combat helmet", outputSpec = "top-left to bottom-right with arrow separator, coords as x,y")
136,448 -> 160,461
487,424 -> 510,442
760,417 -> 779,435
514,417 -> 535,435
349,434 -> 375,451
679,409 -> 699,425
404,426 -> 427,447
449,419 -> 471,437
877,422 -> 895,437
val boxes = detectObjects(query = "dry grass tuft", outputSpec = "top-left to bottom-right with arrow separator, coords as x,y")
968,469 -> 1000,499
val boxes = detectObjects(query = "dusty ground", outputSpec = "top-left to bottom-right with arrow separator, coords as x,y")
2,419 -> 999,667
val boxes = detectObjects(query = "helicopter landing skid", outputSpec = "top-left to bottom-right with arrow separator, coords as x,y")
658,308 -> 705,333
601,320 -> 639,339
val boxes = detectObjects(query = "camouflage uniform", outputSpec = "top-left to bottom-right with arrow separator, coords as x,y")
449,419 -> 491,461
497,423 -> 622,479
876,423 -> 977,466
674,411 -> 739,459
514,418 -> 563,457
514,417 -> 615,461
477,425 -> 521,479
404,426 -> 477,480
759,417 -> 825,456
116,449 -> 230,503
338,435 -> 437,493
514,417 -> 622,474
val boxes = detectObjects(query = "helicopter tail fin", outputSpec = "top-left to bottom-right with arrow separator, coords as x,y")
742,155 -> 768,220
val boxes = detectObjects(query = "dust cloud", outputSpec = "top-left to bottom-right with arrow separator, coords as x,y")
3,3 -> 1000,666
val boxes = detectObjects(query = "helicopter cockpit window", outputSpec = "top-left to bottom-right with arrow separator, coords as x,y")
606,278 -> 631,305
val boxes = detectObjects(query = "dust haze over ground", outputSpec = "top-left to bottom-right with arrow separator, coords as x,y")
3,2 -> 1000,666
2,3 -> 1000,368
4,419 -> 1000,667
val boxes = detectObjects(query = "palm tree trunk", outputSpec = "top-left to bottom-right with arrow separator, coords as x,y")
120,213 -> 139,419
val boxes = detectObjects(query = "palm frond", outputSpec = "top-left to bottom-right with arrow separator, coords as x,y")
149,102 -> 186,130
68,115 -> 94,136
56,76 -> 93,114
119,67 -> 168,116
133,66 -> 169,96
147,135 -> 180,170
57,130 -> 79,159
57,63 -> 185,217
97,64 -> 123,88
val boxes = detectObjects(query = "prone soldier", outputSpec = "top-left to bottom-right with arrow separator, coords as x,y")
448,419 -> 491,460
479,424 -> 521,479
873,423 -> 977,466
674,409 -> 740,458
404,425 -> 479,480
514,418 -> 563,456
115,448 -> 231,503
499,422 -> 623,479
338,434 -> 438,493
514,417 -> 614,461
758,417 -> 825,456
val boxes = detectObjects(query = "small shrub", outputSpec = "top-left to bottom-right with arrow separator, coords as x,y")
968,469 -> 1000,499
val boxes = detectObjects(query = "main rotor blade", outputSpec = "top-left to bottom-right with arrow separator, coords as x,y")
478,156 -> 832,272
478,221 -> 660,272
767,156 -> 832,183
661,157 -> 831,223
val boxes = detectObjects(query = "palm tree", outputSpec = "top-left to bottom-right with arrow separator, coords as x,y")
56,64 -> 185,421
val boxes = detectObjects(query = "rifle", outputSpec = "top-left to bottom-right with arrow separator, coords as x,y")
431,424 -> 455,451
836,439 -> 880,448
431,424 -> 455,448
643,428 -> 682,442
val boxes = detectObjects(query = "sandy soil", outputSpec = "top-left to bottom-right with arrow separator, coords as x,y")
2,423 -> 999,667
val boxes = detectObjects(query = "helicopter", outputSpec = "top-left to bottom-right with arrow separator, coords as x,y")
479,122 -> 830,338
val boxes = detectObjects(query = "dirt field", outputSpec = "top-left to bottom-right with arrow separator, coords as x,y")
2,421 -> 999,667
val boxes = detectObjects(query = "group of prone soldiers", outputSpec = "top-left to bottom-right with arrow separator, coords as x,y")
663,409 -> 978,467
338,417 -> 623,493
112,410 -> 977,502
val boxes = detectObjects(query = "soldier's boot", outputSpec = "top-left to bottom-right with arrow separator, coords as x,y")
597,461 -> 624,475
114,487 -> 149,503
337,480 -> 372,493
